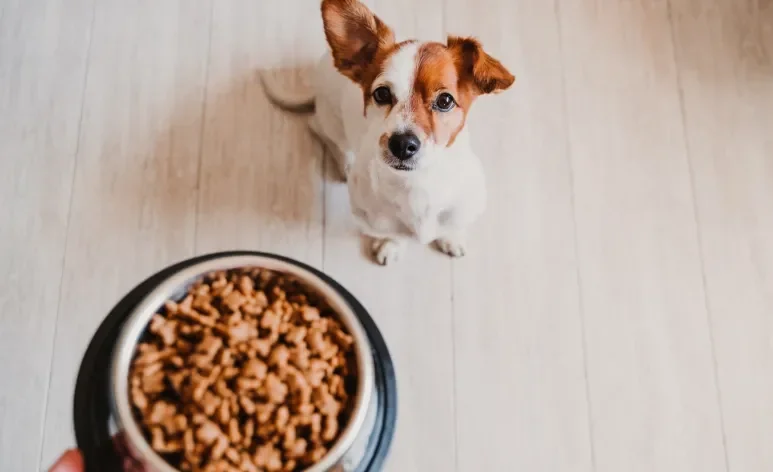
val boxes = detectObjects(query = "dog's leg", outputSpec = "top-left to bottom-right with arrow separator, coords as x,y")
371,236 -> 406,266
353,212 -> 407,266
308,114 -> 352,181
433,227 -> 468,258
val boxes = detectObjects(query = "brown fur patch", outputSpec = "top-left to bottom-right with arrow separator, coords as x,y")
446,36 -> 515,95
410,43 -> 469,147
406,38 -> 515,147
321,0 -> 395,84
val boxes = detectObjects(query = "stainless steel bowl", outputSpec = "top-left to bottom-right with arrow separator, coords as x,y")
109,255 -> 377,472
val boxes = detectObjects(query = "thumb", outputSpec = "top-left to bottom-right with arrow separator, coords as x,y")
48,449 -> 85,472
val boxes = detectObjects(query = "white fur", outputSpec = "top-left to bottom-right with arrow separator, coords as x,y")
374,43 -> 419,105
262,47 -> 487,265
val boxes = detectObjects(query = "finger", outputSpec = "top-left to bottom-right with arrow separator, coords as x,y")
112,432 -> 145,471
48,449 -> 85,472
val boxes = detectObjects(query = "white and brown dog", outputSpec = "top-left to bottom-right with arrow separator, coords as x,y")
261,0 -> 514,265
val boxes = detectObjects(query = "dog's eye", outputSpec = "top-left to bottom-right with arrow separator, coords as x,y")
372,86 -> 392,105
433,92 -> 456,112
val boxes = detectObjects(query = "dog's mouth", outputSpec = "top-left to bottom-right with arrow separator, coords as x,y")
391,163 -> 413,171
382,151 -> 417,172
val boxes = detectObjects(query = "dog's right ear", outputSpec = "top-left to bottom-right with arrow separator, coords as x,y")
321,0 -> 395,83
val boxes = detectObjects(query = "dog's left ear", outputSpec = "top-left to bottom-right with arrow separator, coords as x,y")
321,0 -> 395,84
447,36 -> 515,95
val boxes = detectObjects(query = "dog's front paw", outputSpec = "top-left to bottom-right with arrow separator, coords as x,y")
434,238 -> 467,258
372,238 -> 403,266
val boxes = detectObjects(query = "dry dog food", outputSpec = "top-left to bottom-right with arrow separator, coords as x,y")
128,268 -> 357,472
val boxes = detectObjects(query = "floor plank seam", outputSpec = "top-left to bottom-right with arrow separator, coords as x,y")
192,0 -> 216,255
553,0 -> 597,469
321,149 -> 328,270
665,2 -> 732,470
438,2 -> 461,471
35,0 -> 98,468
449,260 -> 460,472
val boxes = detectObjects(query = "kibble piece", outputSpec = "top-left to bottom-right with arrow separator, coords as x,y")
236,377 -> 260,392
199,336 -> 223,360
309,413 -> 322,441
268,344 -> 290,369
130,387 -> 148,412
223,290 -> 245,312
307,446 -> 328,464
260,309 -> 281,332
263,373 -> 288,404
183,429 -> 195,454
151,427 -> 165,450
219,282 -> 234,299
149,315 -> 178,346
255,444 -> 282,472
217,398 -> 231,424
285,326 -> 306,346
222,365 -> 239,379
196,421 -> 222,446
242,419 -> 255,448
228,418 -> 241,443
286,438 -> 307,459
283,460 -> 297,472
227,321 -> 257,345
275,406 -> 290,430
142,370 -> 166,394
322,414 -> 338,442
297,403 -> 315,417
249,338 -> 272,358
306,368 -> 325,388
301,306 -> 320,322
238,395 -> 256,415
210,435 -> 229,461
214,379 -> 233,398
241,358 -> 267,380
162,413 -> 187,435
283,425 -> 297,448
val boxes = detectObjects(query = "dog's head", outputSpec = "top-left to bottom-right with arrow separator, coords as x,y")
321,0 -> 515,171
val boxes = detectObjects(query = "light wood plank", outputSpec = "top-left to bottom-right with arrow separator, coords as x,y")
321,0 -> 457,470
669,1 -> 773,470
39,0 -> 212,466
2,0 -> 768,469
0,0 -> 94,469
557,1 -> 727,470
444,0 -> 594,470
195,0 -> 325,265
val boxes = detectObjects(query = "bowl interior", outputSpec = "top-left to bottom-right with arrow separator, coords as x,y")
109,255 -> 375,472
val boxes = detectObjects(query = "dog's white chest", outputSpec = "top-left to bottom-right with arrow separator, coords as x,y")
348,158 -> 462,242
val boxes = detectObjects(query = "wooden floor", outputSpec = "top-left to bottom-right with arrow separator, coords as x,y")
1,0 -> 771,470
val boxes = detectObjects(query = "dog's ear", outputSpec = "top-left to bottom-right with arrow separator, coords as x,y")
447,36 -> 515,95
321,0 -> 395,83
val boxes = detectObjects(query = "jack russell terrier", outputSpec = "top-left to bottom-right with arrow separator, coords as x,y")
261,0 -> 515,265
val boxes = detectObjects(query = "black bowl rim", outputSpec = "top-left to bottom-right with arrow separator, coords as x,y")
73,250 -> 397,472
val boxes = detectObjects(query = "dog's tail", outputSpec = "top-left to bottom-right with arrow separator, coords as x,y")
258,72 -> 316,113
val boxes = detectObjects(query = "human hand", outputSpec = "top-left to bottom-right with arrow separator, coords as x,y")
47,435 -> 144,472
48,449 -> 84,472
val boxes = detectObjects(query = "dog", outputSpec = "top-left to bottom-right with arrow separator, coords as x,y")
260,0 -> 515,265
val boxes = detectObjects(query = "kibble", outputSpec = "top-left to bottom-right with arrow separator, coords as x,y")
129,268 -> 356,471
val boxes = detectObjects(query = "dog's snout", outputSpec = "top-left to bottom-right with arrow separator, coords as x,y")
388,132 -> 421,160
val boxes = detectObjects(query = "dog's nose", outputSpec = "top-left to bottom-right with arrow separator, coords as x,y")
388,132 -> 421,160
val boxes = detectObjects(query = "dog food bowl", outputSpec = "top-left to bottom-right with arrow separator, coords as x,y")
73,251 -> 396,472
